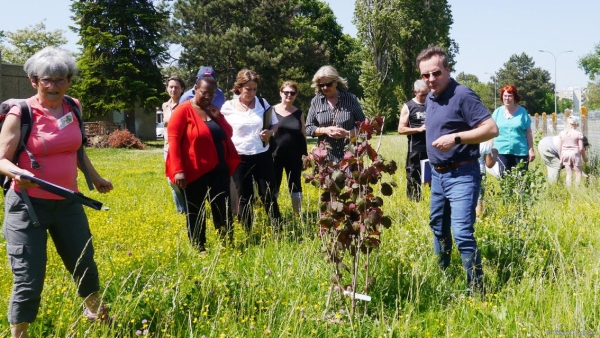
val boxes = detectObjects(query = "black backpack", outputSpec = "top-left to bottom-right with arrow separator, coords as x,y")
0,96 -> 93,195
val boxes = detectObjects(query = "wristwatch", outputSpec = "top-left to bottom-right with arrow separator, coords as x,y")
454,134 -> 461,145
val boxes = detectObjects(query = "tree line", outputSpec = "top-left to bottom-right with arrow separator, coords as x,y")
2,0 -> 599,128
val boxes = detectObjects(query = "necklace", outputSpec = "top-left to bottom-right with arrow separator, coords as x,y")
239,97 -> 254,111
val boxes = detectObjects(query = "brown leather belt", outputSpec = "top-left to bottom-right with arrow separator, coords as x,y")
433,158 -> 477,173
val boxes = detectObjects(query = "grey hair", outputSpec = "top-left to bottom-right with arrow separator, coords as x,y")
311,65 -> 348,94
413,79 -> 428,91
23,46 -> 77,79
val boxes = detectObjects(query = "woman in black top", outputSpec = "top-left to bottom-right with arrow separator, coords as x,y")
272,81 -> 307,214
305,65 -> 365,163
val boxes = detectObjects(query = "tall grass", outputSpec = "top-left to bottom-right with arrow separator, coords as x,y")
0,136 -> 599,337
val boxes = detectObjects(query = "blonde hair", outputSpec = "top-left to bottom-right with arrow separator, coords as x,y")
310,65 -> 348,94
279,80 -> 298,92
565,116 -> 579,130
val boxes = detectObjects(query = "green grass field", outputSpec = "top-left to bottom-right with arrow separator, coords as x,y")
1,135 -> 599,337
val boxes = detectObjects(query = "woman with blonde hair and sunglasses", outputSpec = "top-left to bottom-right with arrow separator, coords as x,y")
272,81 -> 307,214
305,65 -> 365,163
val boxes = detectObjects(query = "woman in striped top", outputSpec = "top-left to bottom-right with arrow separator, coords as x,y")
305,65 -> 365,163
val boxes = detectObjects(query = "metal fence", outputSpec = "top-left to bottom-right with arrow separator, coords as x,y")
531,108 -> 600,156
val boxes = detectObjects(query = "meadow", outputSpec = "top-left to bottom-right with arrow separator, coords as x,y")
1,134 -> 599,337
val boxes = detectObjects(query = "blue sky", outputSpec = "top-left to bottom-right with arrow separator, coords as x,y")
2,0 -> 599,90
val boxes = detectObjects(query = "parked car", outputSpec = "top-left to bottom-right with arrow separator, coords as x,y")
156,122 -> 165,139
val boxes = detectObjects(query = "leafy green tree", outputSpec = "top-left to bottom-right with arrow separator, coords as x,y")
579,43 -> 600,110
578,42 -> 600,80
354,0 -> 457,129
455,72 -> 494,112
584,81 -> 600,109
495,53 -> 553,114
558,98 -> 573,114
0,21 -> 67,64
70,0 -> 168,125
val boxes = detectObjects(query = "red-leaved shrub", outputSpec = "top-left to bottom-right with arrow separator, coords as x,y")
107,129 -> 146,149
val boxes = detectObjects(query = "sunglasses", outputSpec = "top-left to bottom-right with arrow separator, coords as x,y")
282,91 -> 296,96
421,70 -> 443,80
317,81 -> 334,88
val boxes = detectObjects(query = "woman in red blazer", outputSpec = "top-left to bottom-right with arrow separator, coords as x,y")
166,77 -> 240,251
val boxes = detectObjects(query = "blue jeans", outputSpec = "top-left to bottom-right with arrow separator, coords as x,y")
170,182 -> 186,213
429,161 -> 483,288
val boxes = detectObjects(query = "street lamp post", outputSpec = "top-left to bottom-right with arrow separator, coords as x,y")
539,49 -> 573,115
484,72 -> 497,109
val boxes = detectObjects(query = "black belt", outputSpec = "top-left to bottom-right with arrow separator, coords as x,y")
433,158 -> 477,173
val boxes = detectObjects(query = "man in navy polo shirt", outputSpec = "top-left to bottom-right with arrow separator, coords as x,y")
417,45 -> 498,296
179,66 -> 226,108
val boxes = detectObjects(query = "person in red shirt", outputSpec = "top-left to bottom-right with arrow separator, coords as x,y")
166,77 -> 240,251
0,47 -> 114,338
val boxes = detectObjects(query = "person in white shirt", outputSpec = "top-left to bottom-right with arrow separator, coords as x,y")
477,141 -> 498,216
220,69 -> 281,235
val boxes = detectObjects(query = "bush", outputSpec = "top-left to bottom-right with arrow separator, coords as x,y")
107,129 -> 146,149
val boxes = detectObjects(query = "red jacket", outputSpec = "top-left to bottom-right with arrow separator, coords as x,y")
166,101 -> 240,184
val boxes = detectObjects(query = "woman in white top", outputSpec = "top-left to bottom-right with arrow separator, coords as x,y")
162,76 -> 186,213
220,69 -> 281,234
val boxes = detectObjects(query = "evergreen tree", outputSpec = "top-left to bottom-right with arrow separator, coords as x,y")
496,53 -> 553,114
165,0 -> 356,110
70,0 -> 168,123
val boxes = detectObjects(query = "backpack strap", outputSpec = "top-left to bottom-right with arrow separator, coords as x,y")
257,96 -> 266,110
64,96 -> 95,191
14,101 -> 40,170
11,101 -> 40,227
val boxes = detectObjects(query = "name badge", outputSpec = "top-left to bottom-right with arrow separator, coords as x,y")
57,112 -> 74,130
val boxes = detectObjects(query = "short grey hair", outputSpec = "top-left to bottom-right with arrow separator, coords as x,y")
413,79 -> 427,91
311,65 -> 348,94
23,46 -> 77,79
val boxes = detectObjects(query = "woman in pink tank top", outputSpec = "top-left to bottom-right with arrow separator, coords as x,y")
0,47 -> 114,337
558,117 -> 588,186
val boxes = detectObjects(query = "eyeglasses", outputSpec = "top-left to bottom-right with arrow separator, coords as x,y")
417,93 -> 428,98
317,81 -> 334,88
420,70 -> 443,80
39,77 -> 68,87
282,91 -> 296,96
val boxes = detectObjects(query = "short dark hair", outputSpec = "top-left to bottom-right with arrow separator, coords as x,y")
416,45 -> 449,69
197,77 -> 217,88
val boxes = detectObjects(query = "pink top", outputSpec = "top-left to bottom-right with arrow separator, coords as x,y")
559,129 -> 583,150
8,96 -> 83,199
